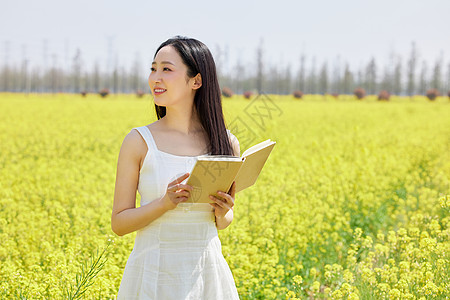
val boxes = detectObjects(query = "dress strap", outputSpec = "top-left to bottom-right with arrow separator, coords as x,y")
133,126 -> 159,153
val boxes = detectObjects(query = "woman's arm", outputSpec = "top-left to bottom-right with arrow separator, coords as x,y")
111,130 -> 192,236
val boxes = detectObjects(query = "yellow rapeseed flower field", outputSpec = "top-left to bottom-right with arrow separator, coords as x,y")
0,93 -> 449,299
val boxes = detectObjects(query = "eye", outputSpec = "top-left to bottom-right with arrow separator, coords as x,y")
163,67 -> 171,71
150,67 -> 156,72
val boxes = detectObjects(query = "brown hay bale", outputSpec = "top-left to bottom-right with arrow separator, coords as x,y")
377,90 -> 390,101
353,88 -> 366,100
426,89 -> 439,101
293,90 -> 303,99
222,87 -> 233,98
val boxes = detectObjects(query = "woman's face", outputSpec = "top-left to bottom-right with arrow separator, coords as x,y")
148,45 -> 196,107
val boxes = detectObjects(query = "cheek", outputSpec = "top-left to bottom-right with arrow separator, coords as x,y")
148,74 -> 153,87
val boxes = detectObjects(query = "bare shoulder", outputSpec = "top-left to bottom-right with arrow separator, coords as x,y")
118,128 -> 148,166
227,130 -> 240,157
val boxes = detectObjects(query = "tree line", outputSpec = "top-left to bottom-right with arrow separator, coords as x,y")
1,42 -> 449,96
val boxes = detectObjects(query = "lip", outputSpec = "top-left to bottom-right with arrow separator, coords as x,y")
153,88 -> 167,95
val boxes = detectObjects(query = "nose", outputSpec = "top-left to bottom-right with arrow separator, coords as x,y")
148,72 -> 161,87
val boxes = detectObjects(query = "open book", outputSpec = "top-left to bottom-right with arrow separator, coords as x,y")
185,139 -> 276,203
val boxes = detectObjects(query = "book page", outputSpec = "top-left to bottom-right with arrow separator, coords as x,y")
242,139 -> 274,158
235,140 -> 276,192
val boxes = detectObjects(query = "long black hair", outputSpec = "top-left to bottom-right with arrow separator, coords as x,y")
152,36 -> 233,156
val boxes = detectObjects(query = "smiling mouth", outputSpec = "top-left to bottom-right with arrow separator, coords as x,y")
154,88 -> 167,95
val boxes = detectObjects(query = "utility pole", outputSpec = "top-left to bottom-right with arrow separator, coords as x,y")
256,38 -> 264,93
21,44 -> 29,94
106,35 -> 115,90
3,41 -> 10,91
42,39 -> 48,93
407,42 -> 417,96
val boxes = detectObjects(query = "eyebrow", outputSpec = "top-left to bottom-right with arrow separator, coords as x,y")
151,61 -> 175,66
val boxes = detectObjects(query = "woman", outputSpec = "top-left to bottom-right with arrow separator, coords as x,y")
111,36 -> 240,299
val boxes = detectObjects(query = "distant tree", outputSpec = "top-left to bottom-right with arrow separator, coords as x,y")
393,57 -> 402,95
318,62 -> 328,94
407,42 -> 418,96
229,59 -> 243,94
430,54 -> 443,93
256,38 -> 264,93
331,55 -> 341,94
446,63 -> 450,95
282,65 -> 292,95
298,53 -> 306,92
267,65 -> 279,94
419,60 -> 428,95
130,53 -> 141,93
72,49 -> 82,93
356,66 -> 364,91
112,67 -> 119,94
380,65 -> 392,94
120,67 -> 128,93
307,56 -> 317,94
341,63 -> 353,94
365,57 -> 377,94
93,62 -> 100,93
20,56 -> 29,93
50,54 -> 57,93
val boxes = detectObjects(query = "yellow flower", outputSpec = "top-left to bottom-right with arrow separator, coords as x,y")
293,275 -> 303,286
388,288 -> 400,299
354,228 -> 363,238
377,232 -> 385,242
311,281 -> 320,293
343,269 -> 354,283
348,293 -> 360,300
341,283 -> 351,294
332,290 -> 343,300
420,281 -> 439,296
439,195 -> 449,208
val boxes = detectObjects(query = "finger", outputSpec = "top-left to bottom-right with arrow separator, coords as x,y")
227,181 -> 236,195
178,196 -> 188,203
168,173 -> 190,186
169,183 -> 193,192
177,184 -> 193,191
217,191 -> 232,203
209,195 -> 231,209
217,191 -> 234,207
176,190 -> 190,198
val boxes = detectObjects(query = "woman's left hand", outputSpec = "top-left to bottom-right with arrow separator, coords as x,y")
209,181 -> 235,219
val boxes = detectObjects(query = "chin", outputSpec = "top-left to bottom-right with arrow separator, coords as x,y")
153,98 -> 166,106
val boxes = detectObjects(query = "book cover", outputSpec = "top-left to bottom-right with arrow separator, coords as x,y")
185,139 -> 276,203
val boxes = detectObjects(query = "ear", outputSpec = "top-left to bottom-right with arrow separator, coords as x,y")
192,73 -> 202,90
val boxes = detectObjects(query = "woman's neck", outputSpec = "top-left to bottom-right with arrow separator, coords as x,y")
162,104 -> 204,135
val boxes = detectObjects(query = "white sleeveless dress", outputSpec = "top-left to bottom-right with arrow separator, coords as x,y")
117,126 -> 240,300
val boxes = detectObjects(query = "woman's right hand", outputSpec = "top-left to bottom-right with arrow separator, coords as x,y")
160,173 -> 193,210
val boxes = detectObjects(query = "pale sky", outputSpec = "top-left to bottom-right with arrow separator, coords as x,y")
1,0 -> 449,75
